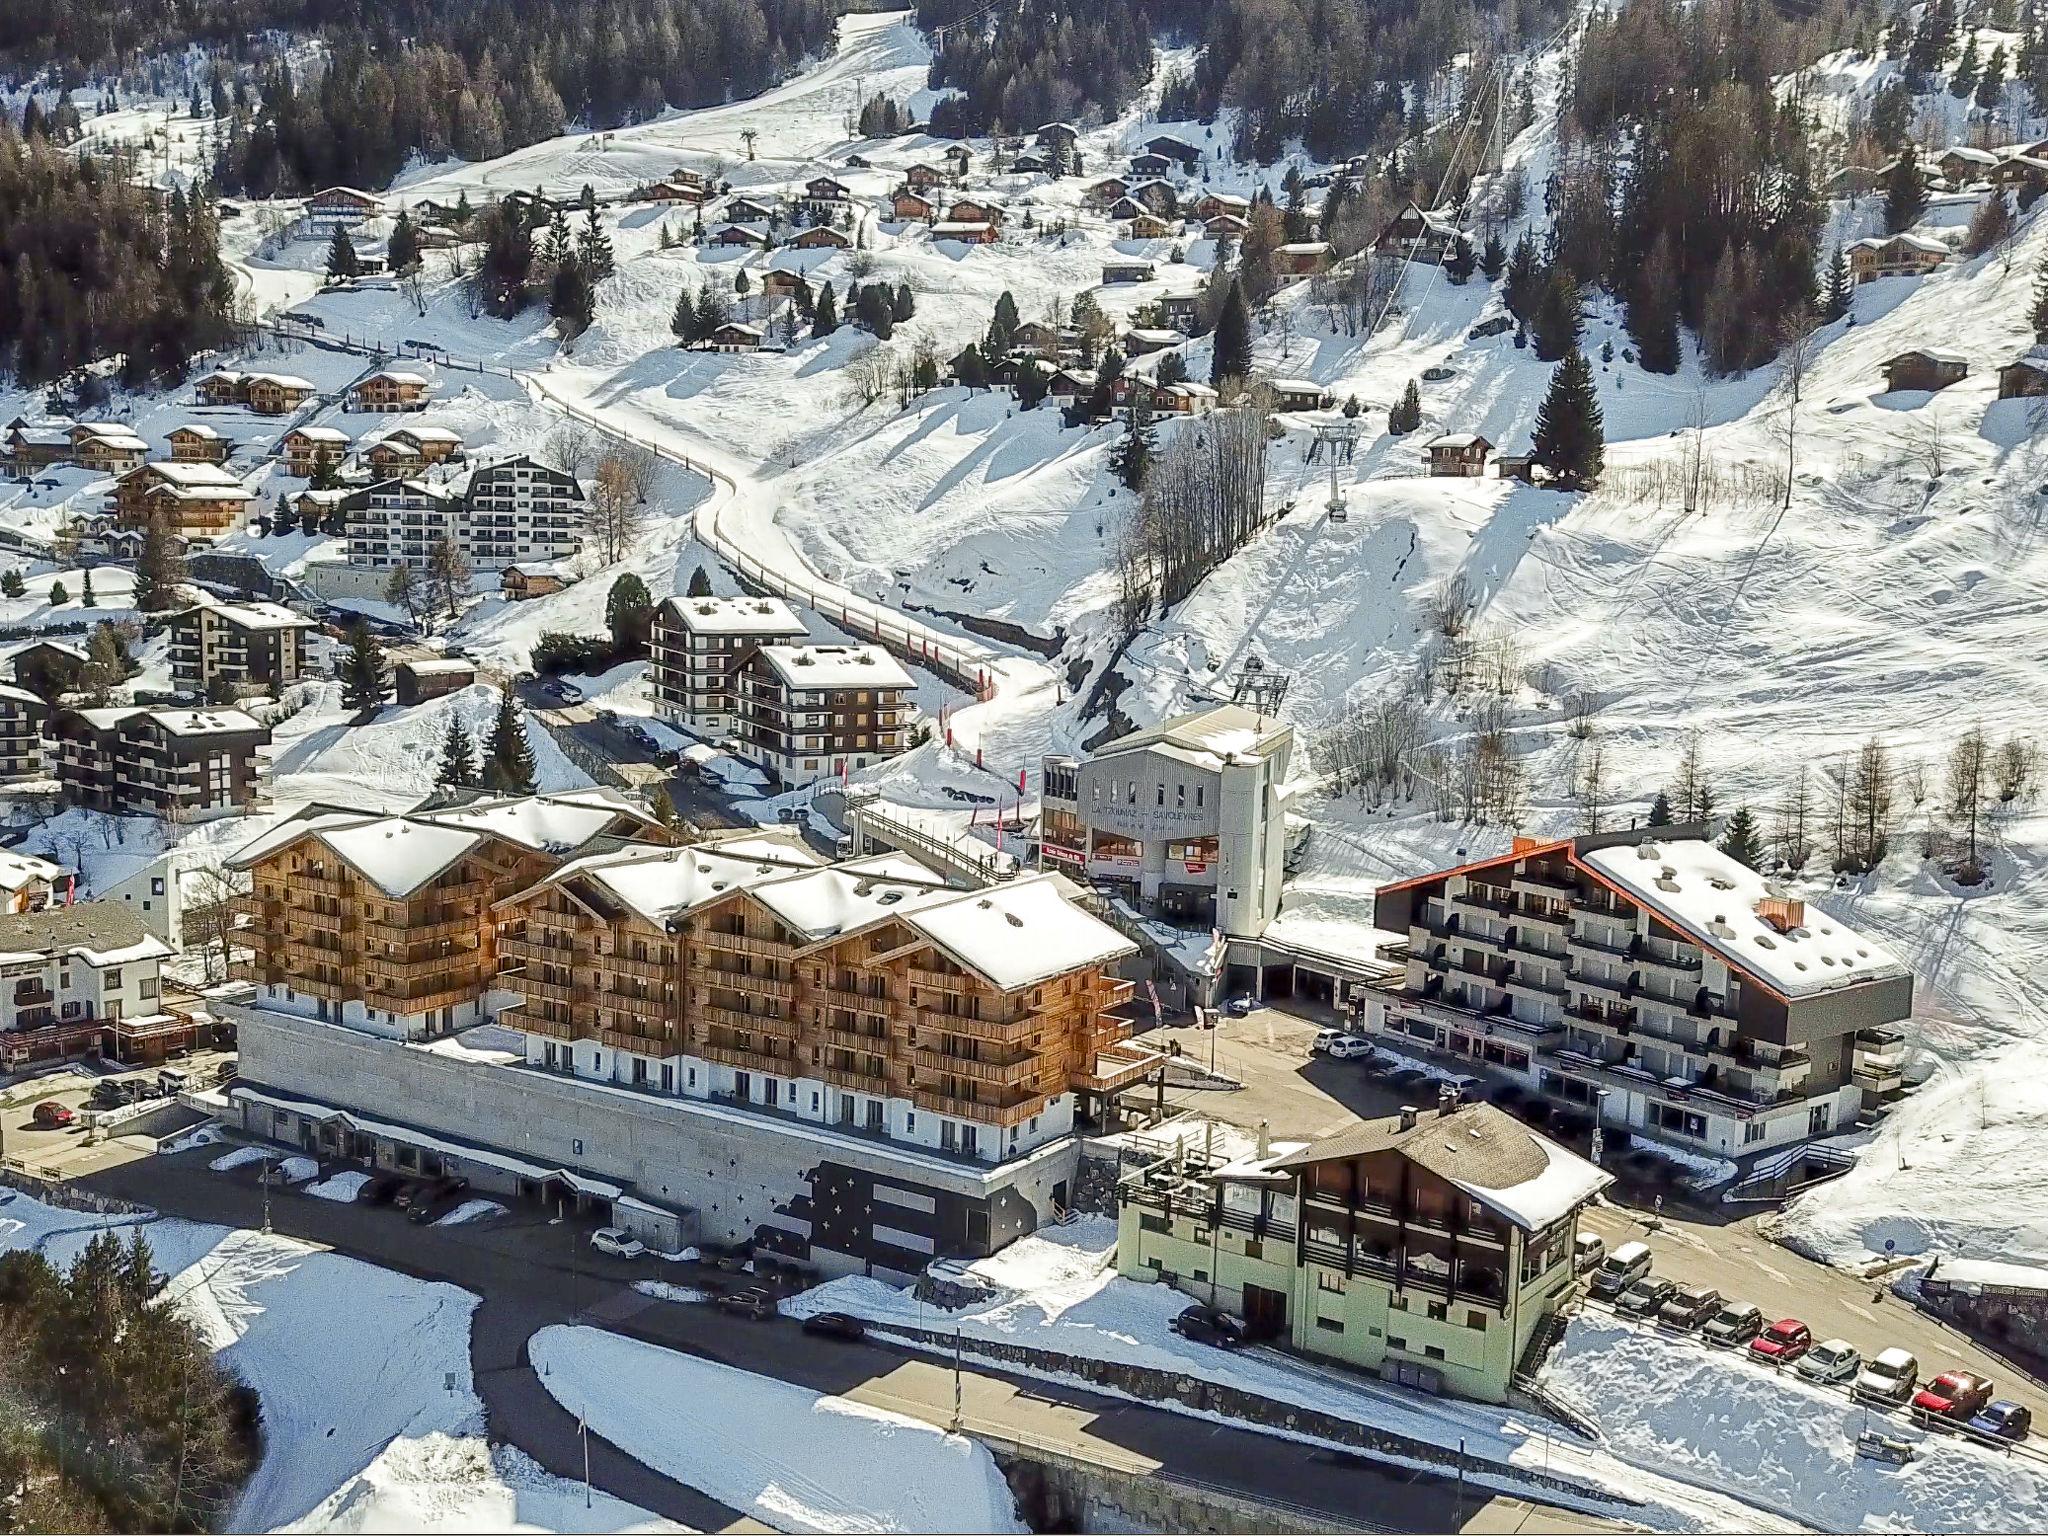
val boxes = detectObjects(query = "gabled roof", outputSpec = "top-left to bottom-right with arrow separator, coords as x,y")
1091,703 -> 1290,770
0,902 -> 174,968
1275,1101 -> 1611,1232
1884,346 -> 1968,366
521,830 -> 823,927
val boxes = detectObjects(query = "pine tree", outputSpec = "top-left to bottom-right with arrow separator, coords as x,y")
892,281 -> 915,322
387,212 -> 421,274
855,283 -> 895,339
1388,379 -> 1422,434
550,259 -> 595,336
47,580 -> 66,605
135,516 -> 186,611
671,284 -> 699,345
1718,806 -> 1764,868
1883,153 -> 1928,234
687,565 -> 713,597
80,568 -> 95,607
436,716 -> 479,787
813,281 -> 839,337
1479,231 -> 1506,281
1209,277 -> 1253,386
1965,192 -> 2014,255
955,343 -> 987,390
1503,234 -> 1542,321
340,621 -> 387,713
483,692 -> 537,793
578,205 -> 614,279
545,208 -> 573,268
1626,235 -> 1682,375
1648,790 -> 1673,825
1445,239 -> 1476,284
1821,246 -> 1852,321
606,572 -> 653,654
650,783 -> 679,825
1951,31 -> 1981,97
986,290 -> 1020,356
1530,348 -> 1604,489
1531,270 -> 1583,361
2032,251 -> 2048,340
1,568 -> 22,598
1979,42 -> 2010,106
326,225 -> 360,281
1111,397 -> 1155,490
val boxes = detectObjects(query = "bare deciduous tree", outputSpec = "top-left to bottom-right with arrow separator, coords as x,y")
1946,725 -> 1991,884
1997,736 -> 2040,804
1773,763 -> 1814,872
1575,736 -> 1609,833
586,445 -> 655,564
427,536 -> 471,620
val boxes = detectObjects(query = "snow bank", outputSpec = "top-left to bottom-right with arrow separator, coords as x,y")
631,1280 -> 711,1304
1541,1311 -> 2048,1533
306,1171 -> 370,1203
527,1325 -> 1025,1534
433,1198 -> 503,1227
282,1435 -> 684,1533
211,1146 -> 268,1172
278,1155 -> 320,1184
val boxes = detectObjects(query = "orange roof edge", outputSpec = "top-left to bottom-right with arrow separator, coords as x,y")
1376,836 -> 1575,899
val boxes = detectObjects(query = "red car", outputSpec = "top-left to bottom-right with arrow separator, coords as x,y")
31,1100 -> 74,1129
1912,1370 -> 1995,1421
1749,1318 -> 1812,1365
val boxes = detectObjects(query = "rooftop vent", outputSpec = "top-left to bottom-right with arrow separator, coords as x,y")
1636,841 -> 1662,860
1004,911 -> 1023,927
1399,1105 -> 1419,1131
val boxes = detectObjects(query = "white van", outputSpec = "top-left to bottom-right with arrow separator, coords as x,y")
1589,1240 -> 1653,1299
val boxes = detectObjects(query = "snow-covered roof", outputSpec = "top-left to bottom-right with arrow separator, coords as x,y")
931,222 -> 995,236
1847,233 -> 1949,255
1264,376 -> 1325,394
0,849 -> 65,891
0,903 -> 174,968
170,422 -> 224,439
397,658 -> 476,676
543,834 -> 824,926
1428,432 -> 1490,449
10,426 -> 70,447
1277,1102 -> 1611,1231
714,322 -> 765,339
661,595 -> 806,636
1925,1255 -> 2048,1292
74,705 -> 264,738
359,369 -> 429,388
287,425 -> 351,444
1277,241 -> 1332,254
77,430 -> 148,452
423,787 -> 653,854
1942,145 -> 1999,165
1127,327 -> 1185,344
745,853 -> 953,942
321,818 -> 482,898
182,596 -> 316,632
906,876 -> 1136,991
1577,838 -> 1911,1000
389,425 -> 463,445
753,644 -> 914,691
247,372 -> 317,391
1886,347 -> 1968,366
1092,703 -> 1290,771
135,460 -> 245,490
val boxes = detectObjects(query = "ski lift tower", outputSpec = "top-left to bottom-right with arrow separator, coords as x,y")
1228,653 -> 1290,719
1313,419 -> 1361,523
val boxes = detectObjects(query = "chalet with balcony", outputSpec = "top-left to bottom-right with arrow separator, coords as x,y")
349,370 -> 433,413
1116,1097 -> 1609,1402
1374,201 -> 1471,263
5,419 -> 73,473
244,374 -> 318,415
281,426 -> 350,477
305,186 -> 383,228
903,163 -> 946,191
1426,433 -> 1493,476
711,223 -> 771,248
1361,829 -> 1915,1158
110,462 -> 256,540
1846,233 -> 1949,284
891,188 -> 938,221
1143,135 -> 1201,170
167,424 -> 231,464
70,424 -> 149,474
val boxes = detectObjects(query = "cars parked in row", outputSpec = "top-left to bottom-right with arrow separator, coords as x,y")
1748,1318 -> 1811,1364
1853,1347 -> 1921,1407
1795,1338 -> 1861,1385
1968,1400 -> 2034,1442
1657,1284 -> 1724,1332
1615,1276 -> 1677,1319
1913,1370 -> 1995,1423
1589,1241 -> 1652,1299
1310,1029 -> 1376,1060
1702,1302 -> 1764,1348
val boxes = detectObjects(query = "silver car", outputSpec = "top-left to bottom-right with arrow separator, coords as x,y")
1796,1338 -> 1862,1385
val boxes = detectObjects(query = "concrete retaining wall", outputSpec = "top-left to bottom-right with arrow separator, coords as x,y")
994,1445 -> 1359,1534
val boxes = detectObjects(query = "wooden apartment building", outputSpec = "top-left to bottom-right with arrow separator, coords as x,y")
228,790 -> 671,1038
493,835 -> 1148,1163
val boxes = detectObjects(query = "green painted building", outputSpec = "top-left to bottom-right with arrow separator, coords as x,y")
1117,1099 -> 1611,1402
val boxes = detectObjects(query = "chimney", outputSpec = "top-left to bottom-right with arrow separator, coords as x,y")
1757,896 -> 1805,933
1439,1081 -> 1459,1112
1399,1105 -> 1418,1131
1511,835 -> 1543,855
1256,1120 -> 1270,1159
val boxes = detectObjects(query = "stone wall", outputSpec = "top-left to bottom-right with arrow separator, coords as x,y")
230,1005 -> 1080,1277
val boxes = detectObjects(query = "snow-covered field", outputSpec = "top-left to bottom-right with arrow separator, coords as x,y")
781,1221 -> 1781,1530
0,1191 -> 671,1532
527,1325 -> 1025,1534
1542,1310 -> 2048,1533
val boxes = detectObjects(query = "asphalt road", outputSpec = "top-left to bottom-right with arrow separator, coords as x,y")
77,1151 -> 1609,1534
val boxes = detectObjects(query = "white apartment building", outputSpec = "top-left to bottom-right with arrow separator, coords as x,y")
1041,704 -> 1292,938
345,456 -> 587,573
648,594 -> 808,734
0,903 -> 178,1070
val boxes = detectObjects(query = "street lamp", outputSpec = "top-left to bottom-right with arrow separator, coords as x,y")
1590,1088 -> 1611,1168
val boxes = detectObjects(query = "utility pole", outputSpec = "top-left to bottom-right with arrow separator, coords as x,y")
580,1411 -> 591,1509
951,1329 -> 964,1432
261,1154 -> 272,1234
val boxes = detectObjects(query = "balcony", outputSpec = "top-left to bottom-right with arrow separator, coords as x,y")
499,933 -> 586,965
501,1003 -> 588,1042
907,1085 -> 1043,1129
697,967 -> 796,1002
1072,1042 -> 1166,1094
698,1004 -> 801,1039
1094,978 -> 1137,1009
907,965 -> 972,994
909,1045 -> 1043,1085
596,950 -> 671,982
696,929 -> 788,959
912,1006 -> 1037,1042
363,912 -> 477,945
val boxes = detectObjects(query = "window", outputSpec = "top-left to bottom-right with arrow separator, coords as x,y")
1315,1316 -> 1344,1332
1427,1301 -> 1448,1321
139,977 -> 157,1000
1743,1120 -> 1767,1145
1317,1271 -> 1347,1295
1176,782 -> 1185,807
1155,784 -> 1164,806
1467,1310 -> 1488,1330
103,969 -> 122,990
1387,1335 -> 1408,1352
1390,1293 -> 1409,1312
1423,1345 -> 1447,1361
905,1112 -> 915,1133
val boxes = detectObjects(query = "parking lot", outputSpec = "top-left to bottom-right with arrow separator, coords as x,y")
1,1045 -> 234,1180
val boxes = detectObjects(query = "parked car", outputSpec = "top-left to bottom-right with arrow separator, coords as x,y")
1748,1318 -> 1812,1365
1312,1030 -> 1375,1060
1384,1066 -> 1429,1090
590,1227 -> 646,1259
1225,996 -> 1253,1017
717,1287 -> 776,1320
1572,1233 -> 1607,1275
392,1180 -> 427,1212
1967,1400 -> 2033,1442
157,1068 -> 189,1097
362,1172 -> 405,1205
1421,365 -> 1457,382
407,1175 -> 472,1224
1702,1302 -> 1763,1348
1795,1338 -> 1861,1385
801,1311 -> 868,1342
543,680 -> 582,703
1589,1240 -> 1652,1298
1615,1276 -> 1677,1319
1172,1303 -> 1246,1349
31,1100 -> 74,1129
1913,1370 -> 1995,1422
1468,314 -> 1515,339
88,1078 -> 130,1109
1657,1284 -> 1723,1332
1852,1347 -> 1920,1406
